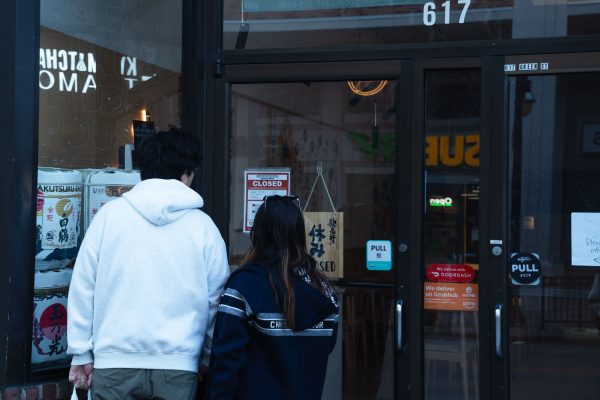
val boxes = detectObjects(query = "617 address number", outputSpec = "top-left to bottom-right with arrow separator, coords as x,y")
423,0 -> 471,26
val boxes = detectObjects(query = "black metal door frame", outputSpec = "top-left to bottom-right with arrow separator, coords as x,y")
400,56 -> 507,400
490,51 -> 600,400
219,56 -> 503,400
484,55 -> 510,400
0,0 -> 40,387
222,59 -> 413,399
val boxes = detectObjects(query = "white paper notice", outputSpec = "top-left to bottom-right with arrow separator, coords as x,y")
243,169 -> 290,233
571,212 -> 600,267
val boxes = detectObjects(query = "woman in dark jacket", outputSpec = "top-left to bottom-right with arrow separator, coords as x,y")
206,195 -> 339,400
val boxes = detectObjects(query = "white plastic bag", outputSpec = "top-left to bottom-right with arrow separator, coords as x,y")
70,388 -> 92,400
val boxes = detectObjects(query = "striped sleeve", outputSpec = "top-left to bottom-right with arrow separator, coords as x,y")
218,287 -> 252,319
207,274 -> 263,399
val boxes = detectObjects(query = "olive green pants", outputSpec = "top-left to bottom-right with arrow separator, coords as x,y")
92,368 -> 197,400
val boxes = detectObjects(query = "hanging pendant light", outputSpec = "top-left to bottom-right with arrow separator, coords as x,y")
347,80 -> 388,97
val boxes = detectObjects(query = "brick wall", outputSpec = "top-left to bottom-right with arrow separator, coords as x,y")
0,381 -> 86,400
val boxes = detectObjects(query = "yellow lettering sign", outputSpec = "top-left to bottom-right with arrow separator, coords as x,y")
425,134 -> 480,168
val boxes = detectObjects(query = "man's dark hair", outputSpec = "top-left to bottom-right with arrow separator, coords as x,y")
135,127 -> 201,180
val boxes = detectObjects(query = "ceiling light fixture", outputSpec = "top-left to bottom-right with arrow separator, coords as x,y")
347,80 -> 388,97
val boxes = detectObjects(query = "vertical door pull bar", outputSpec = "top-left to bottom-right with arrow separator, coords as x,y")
495,304 -> 503,358
396,299 -> 403,351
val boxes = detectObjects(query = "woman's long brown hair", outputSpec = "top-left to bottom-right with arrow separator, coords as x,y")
241,195 -> 326,329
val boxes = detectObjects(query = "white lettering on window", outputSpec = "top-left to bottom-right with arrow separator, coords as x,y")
82,74 -> 96,94
39,70 -> 55,90
59,72 -> 77,92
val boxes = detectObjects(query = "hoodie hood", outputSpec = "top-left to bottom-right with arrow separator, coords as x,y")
289,273 -> 338,331
122,178 -> 204,226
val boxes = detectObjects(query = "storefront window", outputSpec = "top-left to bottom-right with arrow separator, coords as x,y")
223,1 -> 600,49
33,0 -> 183,371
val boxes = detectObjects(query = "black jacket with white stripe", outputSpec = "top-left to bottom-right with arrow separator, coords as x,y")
206,262 -> 339,400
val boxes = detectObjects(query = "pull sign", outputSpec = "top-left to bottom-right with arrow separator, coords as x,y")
509,252 -> 541,285
366,240 -> 392,271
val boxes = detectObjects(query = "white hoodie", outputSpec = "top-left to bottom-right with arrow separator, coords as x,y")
67,179 -> 230,372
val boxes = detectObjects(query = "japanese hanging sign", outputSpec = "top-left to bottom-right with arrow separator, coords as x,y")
243,169 -> 291,233
304,212 -> 344,280
301,162 -> 343,279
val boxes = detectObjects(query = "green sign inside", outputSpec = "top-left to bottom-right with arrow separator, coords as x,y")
429,197 -> 453,207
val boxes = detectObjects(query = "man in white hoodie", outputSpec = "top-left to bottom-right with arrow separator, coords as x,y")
67,128 -> 230,399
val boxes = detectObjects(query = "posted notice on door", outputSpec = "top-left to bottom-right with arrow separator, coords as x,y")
424,282 -> 479,312
243,169 -> 290,233
571,212 -> 600,267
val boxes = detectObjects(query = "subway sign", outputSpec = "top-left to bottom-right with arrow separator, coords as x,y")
425,134 -> 479,168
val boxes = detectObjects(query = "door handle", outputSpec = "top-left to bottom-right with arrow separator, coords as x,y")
396,299 -> 403,351
495,304 -> 503,358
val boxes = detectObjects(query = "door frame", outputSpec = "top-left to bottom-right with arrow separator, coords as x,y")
217,55 -> 513,400
492,51 -> 600,400
401,56 -> 507,400
486,55 -> 510,400
222,60 -> 409,398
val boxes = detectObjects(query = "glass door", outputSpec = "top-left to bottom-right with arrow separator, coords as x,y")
419,65 -> 484,400
505,59 -> 600,400
225,76 -> 407,400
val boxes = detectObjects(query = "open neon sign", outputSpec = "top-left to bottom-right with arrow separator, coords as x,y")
429,197 -> 453,207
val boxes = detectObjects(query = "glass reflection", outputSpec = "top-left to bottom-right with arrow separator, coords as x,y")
223,1 -> 600,49
34,0 -> 183,371
228,81 -> 396,399
423,70 -> 481,400
508,73 -> 600,400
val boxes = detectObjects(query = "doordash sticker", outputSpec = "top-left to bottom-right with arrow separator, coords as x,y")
426,264 -> 476,283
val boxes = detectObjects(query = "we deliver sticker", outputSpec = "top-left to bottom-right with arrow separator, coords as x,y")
424,282 -> 479,312
426,264 -> 476,283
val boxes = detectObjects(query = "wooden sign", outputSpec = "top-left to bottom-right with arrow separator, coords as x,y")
304,212 -> 343,280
